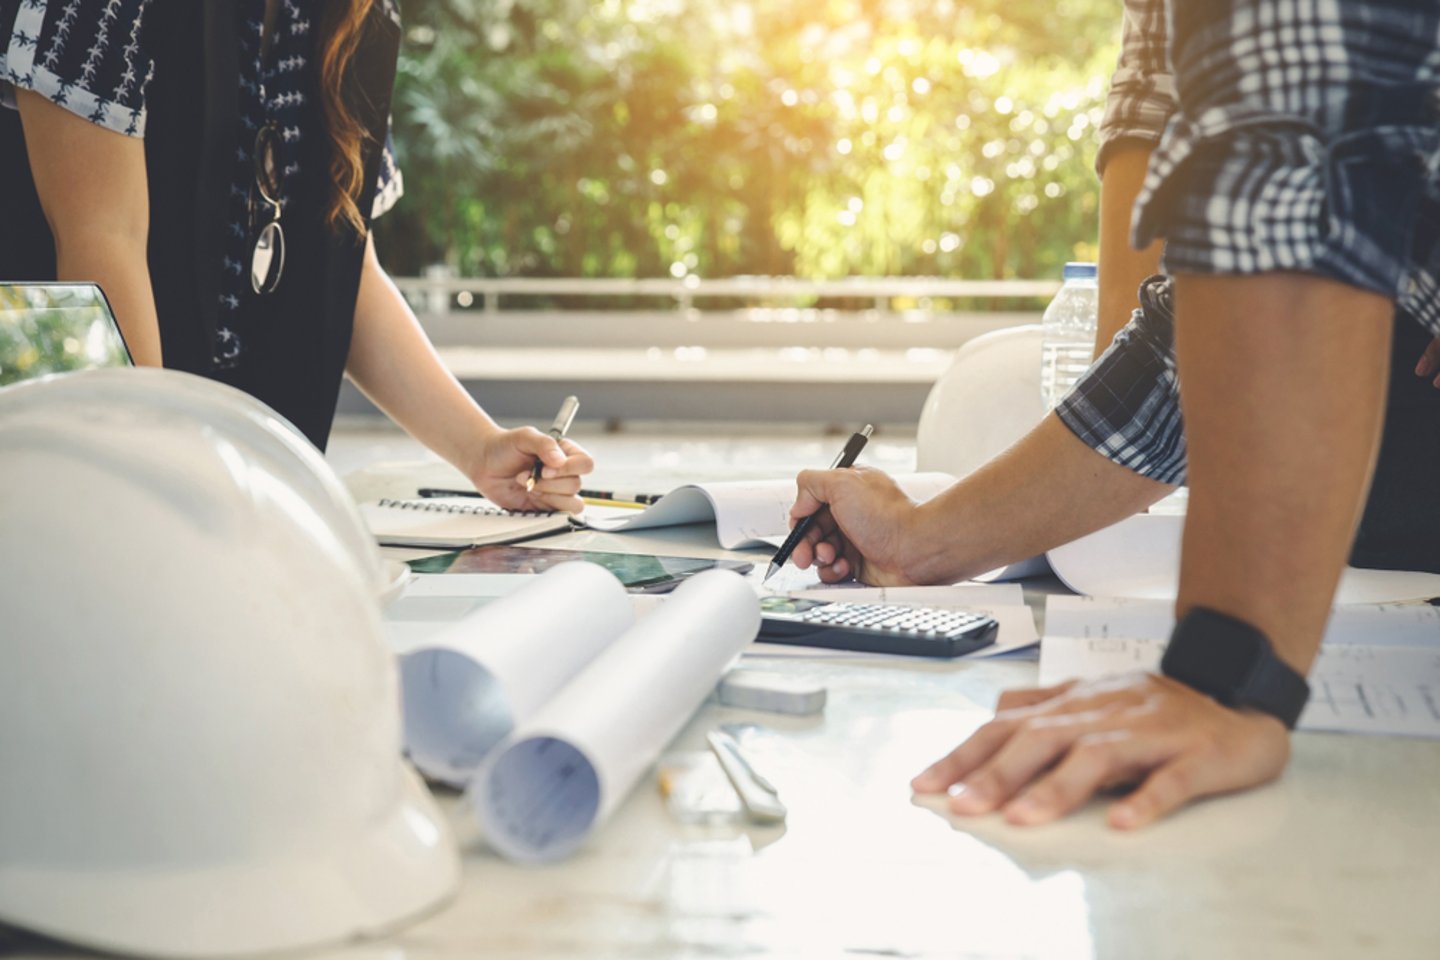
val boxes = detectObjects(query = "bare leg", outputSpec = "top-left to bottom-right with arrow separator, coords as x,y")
1173,273 -> 1393,671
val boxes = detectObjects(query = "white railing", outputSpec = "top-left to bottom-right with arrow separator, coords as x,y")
392,273 -> 1060,320
342,275 -> 1059,425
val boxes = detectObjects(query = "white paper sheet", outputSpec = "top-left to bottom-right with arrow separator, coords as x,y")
1038,635 -> 1440,738
384,574 -> 546,654
1047,513 -> 1440,604
974,554 -> 1052,583
1038,598 -> 1440,737
580,473 -> 956,549
469,570 -> 761,863
398,563 -> 635,786
1044,595 -> 1440,647
791,581 -> 1025,609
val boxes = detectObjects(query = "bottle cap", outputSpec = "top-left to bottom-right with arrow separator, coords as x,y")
1063,261 -> 1097,280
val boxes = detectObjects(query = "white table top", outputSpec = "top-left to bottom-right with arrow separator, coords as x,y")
6,489 -> 1436,960
376,525 -> 1440,960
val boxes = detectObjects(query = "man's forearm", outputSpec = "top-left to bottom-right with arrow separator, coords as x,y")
1173,274 -> 1392,672
1096,141 -> 1164,359
903,413 -> 1174,583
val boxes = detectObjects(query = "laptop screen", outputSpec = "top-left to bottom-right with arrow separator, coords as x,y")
0,283 -> 133,387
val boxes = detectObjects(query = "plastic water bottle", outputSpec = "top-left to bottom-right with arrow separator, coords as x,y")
1040,261 -> 1098,411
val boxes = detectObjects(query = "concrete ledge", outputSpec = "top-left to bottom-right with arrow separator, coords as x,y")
337,345 -> 953,426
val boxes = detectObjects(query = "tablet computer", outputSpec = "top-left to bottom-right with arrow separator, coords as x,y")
407,545 -> 754,593
0,283 -> 131,386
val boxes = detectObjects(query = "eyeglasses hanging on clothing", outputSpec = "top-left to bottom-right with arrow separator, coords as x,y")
248,122 -> 286,294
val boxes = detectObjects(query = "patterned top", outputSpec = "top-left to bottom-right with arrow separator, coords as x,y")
1094,0 -> 1174,176
0,0 -> 404,368
1065,0 -> 1440,491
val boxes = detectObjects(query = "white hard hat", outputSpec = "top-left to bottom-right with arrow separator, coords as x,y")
0,368 -> 459,958
916,324 -> 1046,479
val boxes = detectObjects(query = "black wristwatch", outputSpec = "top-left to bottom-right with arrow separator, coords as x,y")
1160,607 -> 1310,729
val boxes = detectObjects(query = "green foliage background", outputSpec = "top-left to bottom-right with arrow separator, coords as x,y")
374,0 -> 1119,280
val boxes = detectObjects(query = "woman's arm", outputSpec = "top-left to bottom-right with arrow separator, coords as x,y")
346,236 -> 594,511
16,89 -> 162,365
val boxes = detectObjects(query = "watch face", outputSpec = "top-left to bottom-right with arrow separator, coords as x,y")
1161,609 -> 1267,702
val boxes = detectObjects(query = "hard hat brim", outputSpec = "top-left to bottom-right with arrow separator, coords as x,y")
0,766 -> 459,958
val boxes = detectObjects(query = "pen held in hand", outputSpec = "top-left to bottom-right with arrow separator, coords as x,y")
763,424 -> 873,582
527,395 -> 579,493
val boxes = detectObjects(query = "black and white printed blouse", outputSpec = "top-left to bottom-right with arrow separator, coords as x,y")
0,0 -> 405,370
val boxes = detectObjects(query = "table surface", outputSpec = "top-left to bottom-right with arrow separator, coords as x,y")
361,525 -> 1440,960
6,443 -> 1437,960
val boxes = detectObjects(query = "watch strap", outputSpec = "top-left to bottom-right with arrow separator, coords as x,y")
1161,607 -> 1311,729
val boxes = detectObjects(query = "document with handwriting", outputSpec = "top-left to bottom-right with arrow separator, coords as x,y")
1039,597 -> 1440,737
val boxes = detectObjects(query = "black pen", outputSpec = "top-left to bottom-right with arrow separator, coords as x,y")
576,488 -> 664,505
764,424 -> 873,582
418,486 -> 665,507
417,487 -> 482,499
527,395 -> 579,493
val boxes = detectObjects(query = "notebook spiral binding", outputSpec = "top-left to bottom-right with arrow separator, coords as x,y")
376,497 -> 549,517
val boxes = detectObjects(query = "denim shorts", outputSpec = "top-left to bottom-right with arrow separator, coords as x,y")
1131,0 -> 1440,336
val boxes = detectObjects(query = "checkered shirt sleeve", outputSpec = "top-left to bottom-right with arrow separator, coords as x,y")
1055,275 -> 1188,486
1096,0 -> 1175,176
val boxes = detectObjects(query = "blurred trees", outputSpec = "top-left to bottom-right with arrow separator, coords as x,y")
375,0 -> 1119,280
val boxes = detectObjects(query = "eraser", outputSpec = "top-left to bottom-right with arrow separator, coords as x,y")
716,670 -> 827,715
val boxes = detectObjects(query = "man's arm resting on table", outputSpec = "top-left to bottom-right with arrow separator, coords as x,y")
908,275 -> 1393,830
15,89 -> 163,365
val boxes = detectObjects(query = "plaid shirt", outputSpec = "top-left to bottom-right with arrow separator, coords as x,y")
1063,0 -> 1440,487
1059,274 -> 1187,485
1095,0 -> 1173,176
1061,0 -> 1187,484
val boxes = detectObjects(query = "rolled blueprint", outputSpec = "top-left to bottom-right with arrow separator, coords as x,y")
470,569 -> 761,863
399,562 -> 634,786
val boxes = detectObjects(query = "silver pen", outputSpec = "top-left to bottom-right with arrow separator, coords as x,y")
707,729 -> 787,824
527,395 -> 579,492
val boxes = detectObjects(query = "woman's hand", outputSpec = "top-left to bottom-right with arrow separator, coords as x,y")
786,465 -> 925,586
463,427 -> 594,513
911,673 -> 1291,828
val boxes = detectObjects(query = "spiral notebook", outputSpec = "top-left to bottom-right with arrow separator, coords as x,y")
360,497 -> 571,549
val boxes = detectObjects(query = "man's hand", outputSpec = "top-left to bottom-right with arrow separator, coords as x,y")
1414,335 -> 1440,388
464,428 -> 594,513
911,673 -> 1291,828
787,465 -> 925,586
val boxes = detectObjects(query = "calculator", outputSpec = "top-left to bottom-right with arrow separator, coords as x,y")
756,596 -> 999,658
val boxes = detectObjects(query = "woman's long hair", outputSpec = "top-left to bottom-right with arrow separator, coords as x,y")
318,0 -> 375,237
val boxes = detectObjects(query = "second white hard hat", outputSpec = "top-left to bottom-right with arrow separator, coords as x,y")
0,368 -> 459,958
916,324 -> 1047,479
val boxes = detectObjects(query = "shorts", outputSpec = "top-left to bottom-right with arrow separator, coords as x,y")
1132,0 -> 1440,336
